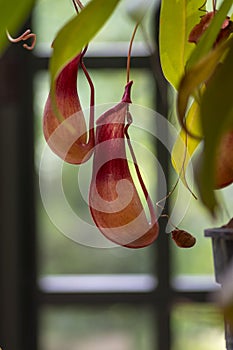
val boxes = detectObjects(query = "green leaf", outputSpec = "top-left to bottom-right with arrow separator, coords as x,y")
50,0 -> 121,84
187,0 -> 233,69
177,38 -> 231,129
172,100 -> 201,184
0,0 -> 35,55
198,38 -> 233,212
159,0 -> 204,90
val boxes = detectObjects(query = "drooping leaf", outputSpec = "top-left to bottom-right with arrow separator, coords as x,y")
50,0 -> 121,84
172,100 -> 201,184
159,0 -> 204,89
0,0 -> 35,55
187,0 -> 233,69
198,38 -> 233,213
177,37 -> 232,130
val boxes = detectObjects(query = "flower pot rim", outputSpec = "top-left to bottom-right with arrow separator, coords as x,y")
205,227 -> 233,238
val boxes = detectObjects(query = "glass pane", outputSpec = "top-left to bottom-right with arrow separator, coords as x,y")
39,305 -> 156,350
34,69 -> 157,275
33,0 -> 156,48
172,303 -> 225,350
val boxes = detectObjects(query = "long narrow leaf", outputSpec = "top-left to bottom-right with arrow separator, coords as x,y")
50,0 -> 121,84
198,38 -> 233,212
177,37 -> 232,129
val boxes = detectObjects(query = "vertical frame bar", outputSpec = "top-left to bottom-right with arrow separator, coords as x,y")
0,37 -> 37,350
153,5 -> 171,350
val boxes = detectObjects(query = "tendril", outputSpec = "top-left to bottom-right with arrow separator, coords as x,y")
126,23 -> 139,83
75,0 -> 84,10
72,0 -> 79,13
6,29 -> 36,50
72,0 -> 84,13
199,0 -> 207,13
179,124 -> 198,200
213,0 -> 217,12
124,112 -> 157,225
80,55 -> 95,143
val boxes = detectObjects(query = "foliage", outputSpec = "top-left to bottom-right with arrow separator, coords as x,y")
159,0 -> 205,90
2,0 -> 233,215
160,0 -> 233,214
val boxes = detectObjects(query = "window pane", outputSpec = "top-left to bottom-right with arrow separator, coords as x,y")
33,0 -> 155,48
39,305 -> 156,350
34,69 -> 157,275
172,303 -> 225,350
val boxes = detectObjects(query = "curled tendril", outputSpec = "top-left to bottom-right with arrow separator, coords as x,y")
75,0 -> 84,9
6,29 -> 36,50
72,0 -> 84,12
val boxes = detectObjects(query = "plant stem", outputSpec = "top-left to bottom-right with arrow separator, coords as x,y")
180,125 -> 198,199
72,0 -> 79,13
72,0 -> 84,13
126,23 -> 139,83
76,0 -> 84,9
80,57 -> 95,141
124,112 -> 156,224
213,0 -> 217,12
